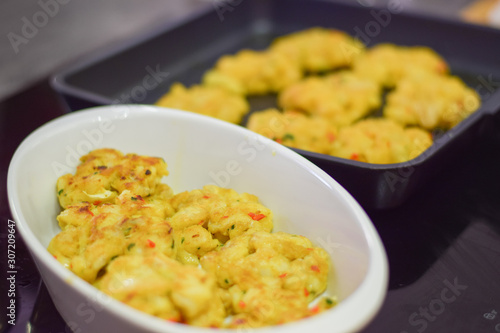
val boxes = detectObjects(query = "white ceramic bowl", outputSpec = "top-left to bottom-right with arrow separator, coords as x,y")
8,105 -> 388,333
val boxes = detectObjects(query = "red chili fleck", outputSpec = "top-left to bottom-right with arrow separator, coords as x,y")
350,153 -> 359,161
192,234 -> 200,238
326,131 -> 336,143
198,220 -> 205,225
310,305 -> 320,314
248,212 -> 266,221
304,288 -> 310,297
275,138 -> 283,144
311,265 -> 320,272
124,292 -> 136,302
203,195 -> 210,199
222,215 -> 229,219
279,273 -> 288,278
136,195 -> 144,201
53,255 -> 57,259
306,248 -> 313,251
147,239 -> 156,248
93,201 -> 102,205
238,300 -> 246,308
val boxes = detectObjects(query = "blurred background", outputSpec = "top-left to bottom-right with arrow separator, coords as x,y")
0,0 -> 498,103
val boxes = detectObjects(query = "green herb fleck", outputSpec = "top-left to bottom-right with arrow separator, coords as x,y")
110,255 -> 118,261
171,240 -> 175,249
282,133 -> 295,141
326,298 -> 334,305
127,243 -> 136,251
231,224 -> 235,230
131,197 -> 137,201
181,237 -> 185,244
58,189 -> 63,195
124,227 -> 132,236
224,279 -> 229,284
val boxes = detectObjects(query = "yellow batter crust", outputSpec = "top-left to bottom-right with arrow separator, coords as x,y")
155,83 -> 249,124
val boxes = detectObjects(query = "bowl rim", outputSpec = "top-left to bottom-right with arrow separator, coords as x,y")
7,104 -> 388,333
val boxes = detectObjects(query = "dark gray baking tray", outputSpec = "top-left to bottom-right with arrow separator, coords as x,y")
51,0 -> 500,209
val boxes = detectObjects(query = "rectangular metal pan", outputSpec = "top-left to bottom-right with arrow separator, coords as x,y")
51,0 -> 500,209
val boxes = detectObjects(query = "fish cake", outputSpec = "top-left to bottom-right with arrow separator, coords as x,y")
202,49 -> 302,95
278,71 -> 382,127
271,27 -> 365,73
155,83 -> 249,124
352,43 -> 449,88
330,118 -> 433,164
56,148 -> 169,209
246,108 -> 337,154
384,72 -> 481,129
94,253 -> 226,327
48,213 -> 175,283
200,231 -> 333,328
170,185 -> 273,242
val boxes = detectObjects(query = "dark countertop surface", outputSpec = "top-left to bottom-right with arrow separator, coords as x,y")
1,1 -> 500,333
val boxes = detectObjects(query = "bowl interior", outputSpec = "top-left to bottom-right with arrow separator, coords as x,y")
8,105 -> 387,332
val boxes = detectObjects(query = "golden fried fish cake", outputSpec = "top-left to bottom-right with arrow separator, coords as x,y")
57,148 -> 169,209
200,231 -> 331,328
246,108 -> 337,154
270,27 -> 365,73
352,43 -> 449,88
94,253 -> 226,327
48,213 -> 175,283
155,83 -> 249,124
384,72 -> 481,129
170,185 -> 273,243
330,118 -> 433,164
202,49 -> 302,95
56,187 -> 174,232
278,71 -> 382,127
